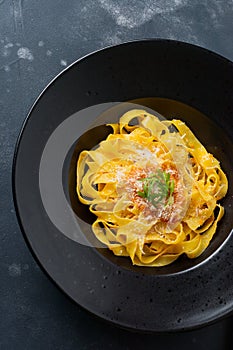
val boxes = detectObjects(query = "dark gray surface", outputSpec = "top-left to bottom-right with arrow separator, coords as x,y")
1,0 -> 233,349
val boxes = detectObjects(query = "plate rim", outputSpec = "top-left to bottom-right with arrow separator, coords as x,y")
12,38 -> 233,332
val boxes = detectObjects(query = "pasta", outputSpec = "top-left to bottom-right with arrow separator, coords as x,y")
76,110 -> 228,266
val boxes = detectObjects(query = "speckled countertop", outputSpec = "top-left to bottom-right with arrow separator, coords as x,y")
1,1 -> 233,349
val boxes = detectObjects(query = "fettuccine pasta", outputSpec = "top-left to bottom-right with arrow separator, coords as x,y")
76,110 -> 228,266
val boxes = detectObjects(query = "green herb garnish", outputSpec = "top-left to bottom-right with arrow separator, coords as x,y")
137,169 -> 175,208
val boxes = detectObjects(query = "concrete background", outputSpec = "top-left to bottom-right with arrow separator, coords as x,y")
1,0 -> 233,349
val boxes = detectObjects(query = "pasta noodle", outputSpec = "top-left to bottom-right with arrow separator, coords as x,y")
76,110 -> 228,266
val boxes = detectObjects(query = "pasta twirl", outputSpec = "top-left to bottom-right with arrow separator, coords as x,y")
76,110 -> 228,267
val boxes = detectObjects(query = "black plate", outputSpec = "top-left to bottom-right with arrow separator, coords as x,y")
13,40 -> 233,332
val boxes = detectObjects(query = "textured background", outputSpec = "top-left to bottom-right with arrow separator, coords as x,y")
1,0 -> 233,349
